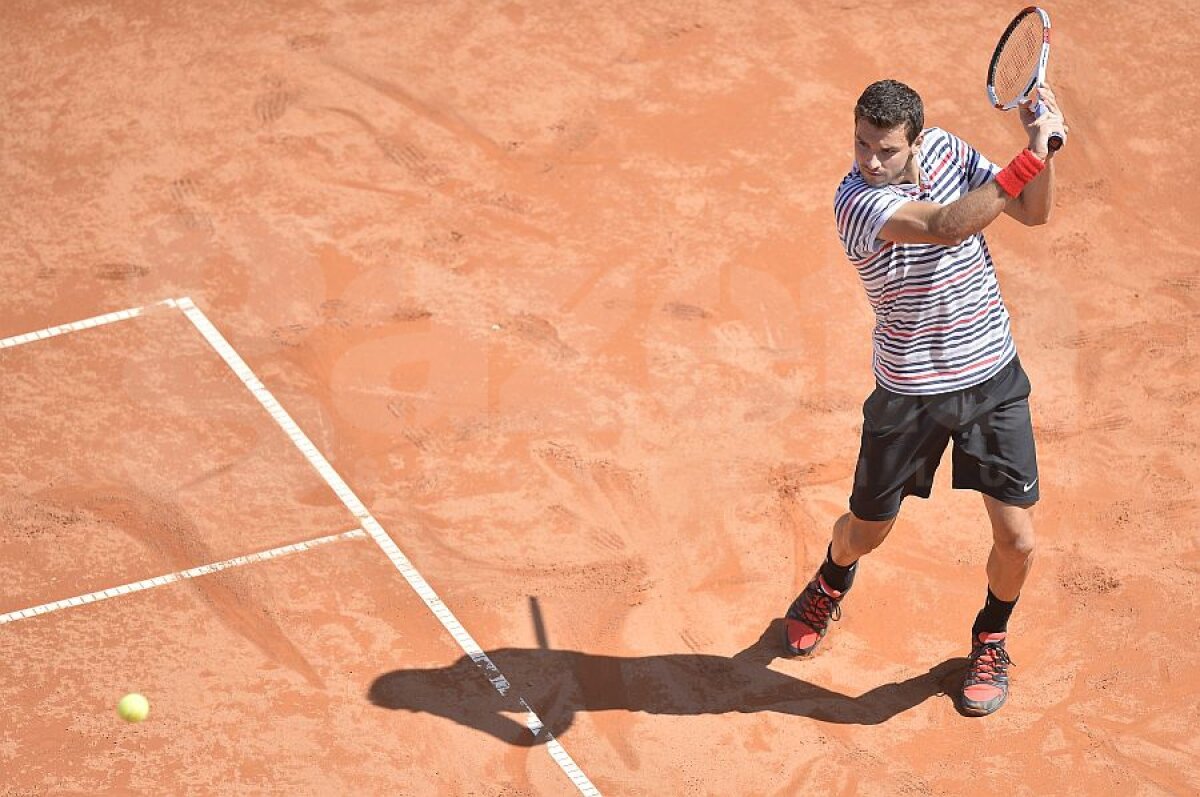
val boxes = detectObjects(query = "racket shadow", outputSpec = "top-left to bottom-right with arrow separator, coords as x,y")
366,621 -> 968,745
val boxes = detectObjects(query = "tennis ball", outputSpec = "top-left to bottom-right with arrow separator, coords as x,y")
117,693 -> 150,723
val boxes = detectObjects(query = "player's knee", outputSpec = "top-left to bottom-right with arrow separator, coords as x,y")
842,512 -> 895,556
995,527 -> 1035,561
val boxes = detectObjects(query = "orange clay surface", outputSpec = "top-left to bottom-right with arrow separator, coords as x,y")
2,1 -> 1198,794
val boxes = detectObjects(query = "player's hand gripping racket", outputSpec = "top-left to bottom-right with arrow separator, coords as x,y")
987,6 -> 1066,151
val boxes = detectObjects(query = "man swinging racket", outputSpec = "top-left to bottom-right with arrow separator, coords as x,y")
782,75 -> 1068,716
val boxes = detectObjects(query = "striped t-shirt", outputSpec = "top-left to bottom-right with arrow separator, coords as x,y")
834,127 -> 1016,395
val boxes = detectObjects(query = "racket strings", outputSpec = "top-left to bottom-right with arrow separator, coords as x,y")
993,15 -> 1045,104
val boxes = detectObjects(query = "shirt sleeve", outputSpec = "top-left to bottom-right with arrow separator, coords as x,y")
834,180 -> 911,260
942,129 -> 1001,190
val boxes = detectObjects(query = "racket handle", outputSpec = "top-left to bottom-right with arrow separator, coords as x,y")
1030,98 -> 1067,151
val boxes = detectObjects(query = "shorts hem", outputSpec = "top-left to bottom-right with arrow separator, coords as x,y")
954,484 -> 1040,506
850,489 -> 929,522
849,507 -> 901,522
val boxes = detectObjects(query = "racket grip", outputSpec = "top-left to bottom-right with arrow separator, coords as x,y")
1030,98 -> 1067,151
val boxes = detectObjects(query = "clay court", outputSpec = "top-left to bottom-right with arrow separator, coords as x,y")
2,0 -> 1197,794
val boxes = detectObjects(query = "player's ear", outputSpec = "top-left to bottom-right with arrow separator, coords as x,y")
913,131 -> 925,149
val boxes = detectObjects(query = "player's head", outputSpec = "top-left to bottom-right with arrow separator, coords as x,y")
853,80 -> 925,186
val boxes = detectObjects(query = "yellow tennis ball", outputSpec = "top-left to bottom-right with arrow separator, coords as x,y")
117,693 -> 150,723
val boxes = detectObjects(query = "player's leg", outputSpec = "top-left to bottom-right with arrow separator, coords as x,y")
949,356 -> 1039,715
831,510 -> 898,565
958,497 -> 1035,715
981,494 -> 1036,604
783,384 -> 950,657
784,511 -> 897,657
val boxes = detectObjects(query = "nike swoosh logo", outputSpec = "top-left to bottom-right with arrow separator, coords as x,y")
1023,479 -> 1038,492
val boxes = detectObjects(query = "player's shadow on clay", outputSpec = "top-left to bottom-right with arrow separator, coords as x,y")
367,620 -> 968,745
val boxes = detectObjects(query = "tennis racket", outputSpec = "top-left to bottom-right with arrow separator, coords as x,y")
986,6 -> 1066,151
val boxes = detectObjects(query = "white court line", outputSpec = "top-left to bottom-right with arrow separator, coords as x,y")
0,298 -> 177,350
174,297 -> 600,796
0,529 -> 366,626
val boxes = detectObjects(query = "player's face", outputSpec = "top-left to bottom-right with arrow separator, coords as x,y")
854,120 -> 919,186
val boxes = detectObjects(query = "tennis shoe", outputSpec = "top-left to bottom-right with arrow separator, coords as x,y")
783,573 -> 848,656
961,631 -> 1014,716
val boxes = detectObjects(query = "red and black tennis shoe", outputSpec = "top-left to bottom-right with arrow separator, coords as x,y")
783,574 -> 847,656
961,631 -> 1014,716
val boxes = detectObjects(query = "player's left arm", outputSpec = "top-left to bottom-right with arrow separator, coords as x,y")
1004,86 -> 1066,226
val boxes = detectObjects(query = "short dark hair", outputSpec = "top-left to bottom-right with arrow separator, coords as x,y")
854,80 -> 924,144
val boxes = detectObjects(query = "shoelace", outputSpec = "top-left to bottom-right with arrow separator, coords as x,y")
799,583 -> 842,631
965,643 -> 1015,686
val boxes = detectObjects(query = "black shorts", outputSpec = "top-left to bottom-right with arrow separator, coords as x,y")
849,356 -> 1039,521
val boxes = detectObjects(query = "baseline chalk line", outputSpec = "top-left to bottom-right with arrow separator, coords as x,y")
0,528 -> 366,626
0,298 -> 178,350
174,296 -> 600,796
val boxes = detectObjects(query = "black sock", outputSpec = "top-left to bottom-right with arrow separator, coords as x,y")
818,544 -> 858,594
972,589 -> 1018,637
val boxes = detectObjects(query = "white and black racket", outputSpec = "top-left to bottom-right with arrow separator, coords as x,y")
987,6 -> 1066,151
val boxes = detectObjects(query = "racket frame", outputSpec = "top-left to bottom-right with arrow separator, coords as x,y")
987,5 -> 1065,150
987,5 -> 1052,110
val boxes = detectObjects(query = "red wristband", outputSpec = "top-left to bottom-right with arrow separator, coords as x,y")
994,149 -> 1046,198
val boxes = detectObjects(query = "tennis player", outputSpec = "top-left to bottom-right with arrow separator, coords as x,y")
783,79 -> 1067,716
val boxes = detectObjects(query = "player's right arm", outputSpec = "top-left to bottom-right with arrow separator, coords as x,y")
879,181 -> 1014,247
880,92 -> 1066,247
